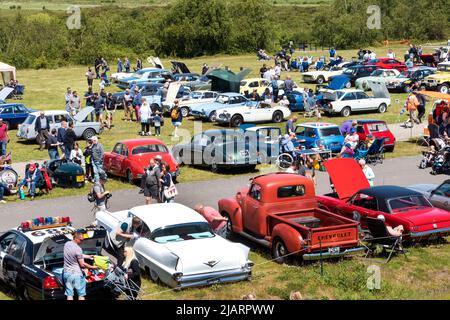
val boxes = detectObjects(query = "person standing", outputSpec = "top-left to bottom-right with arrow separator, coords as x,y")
91,136 -> 105,182
285,116 -> 297,135
194,204 -> 228,238
259,64 -> 267,78
69,91 -> 81,116
202,63 -> 209,75
84,139 -> 94,182
405,92 -> 420,127
47,128 -> 60,160
141,158 -> 161,205
416,92 -> 427,123
123,88 -> 133,122
124,57 -> 131,73
35,111 -> 50,151
359,159 -> 375,186
160,163 -> 176,203
170,100 -> 182,138
63,122 -> 76,160
57,120 -> 67,157
153,111 -> 162,137
84,86 -> 94,107
95,57 -> 102,79
63,231 -> 98,301
139,98 -> 152,136
136,58 -> 142,71
109,217 -> 142,267
271,76 -> 279,103
0,118 -> 9,157
117,58 -> 123,73
132,87 -> 142,122
284,76 -> 294,94
93,173 -> 110,212
93,92 -> 105,124
85,67 -> 95,87
65,87 -> 72,113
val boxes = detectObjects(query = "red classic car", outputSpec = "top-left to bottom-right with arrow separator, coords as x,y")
365,58 -> 408,72
103,139 -> 179,183
317,158 -> 450,242
354,119 -> 396,151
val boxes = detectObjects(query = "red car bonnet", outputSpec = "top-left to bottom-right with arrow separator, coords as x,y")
324,158 -> 370,200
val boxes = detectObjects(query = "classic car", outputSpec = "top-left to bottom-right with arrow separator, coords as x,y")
385,67 -> 436,93
320,83 -> 391,117
215,101 -> 291,127
218,173 -> 363,263
16,108 -> 102,143
317,158 -> 450,241
103,139 -> 179,184
243,125 -> 282,163
329,65 -> 380,88
172,73 -> 212,91
423,62 -> 450,94
345,119 -> 396,151
111,83 -> 163,108
0,218 -> 110,300
171,90 -> 219,118
116,68 -> 171,89
0,103 -> 35,129
96,204 -> 253,289
189,92 -> 257,122
355,69 -> 400,91
294,122 -> 344,153
364,58 -> 408,72
284,90 -> 307,112
301,65 -> 347,84
240,78 -> 271,95
171,129 -> 260,172
44,159 -> 85,188
408,180 -> 450,211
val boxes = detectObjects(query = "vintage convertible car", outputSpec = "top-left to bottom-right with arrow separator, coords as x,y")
171,129 -> 260,172
104,138 -> 179,184
96,204 -> 253,289
301,65 -> 347,84
408,180 -> 450,211
355,69 -> 400,91
44,159 -> 85,188
215,101 -> 291,127
317,158 -> 450,241
116,68 -> 171,89
171,90 -> 219,118
189,92 -> 257,122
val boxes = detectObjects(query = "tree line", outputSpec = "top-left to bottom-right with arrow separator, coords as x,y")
0,0 -> 448,69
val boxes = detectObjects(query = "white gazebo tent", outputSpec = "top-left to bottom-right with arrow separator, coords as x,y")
0,62 -> 16,86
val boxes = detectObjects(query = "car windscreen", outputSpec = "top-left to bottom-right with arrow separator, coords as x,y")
322,92 -> 336,101
343,68 -> 356,75
216,95 -> 230,104
399,70 -> 413,78
240,81 -> 247,86
150,222 -> 215,243
388,195 -> 432,213
23,115 -> 36,125
190,92 -> 203,99
370,70 -> 384,76
319,127 -> 342,137
132,144 -> 168,155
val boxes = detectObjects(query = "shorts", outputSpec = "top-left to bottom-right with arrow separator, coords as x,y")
63,272 -> 86,297
144,185 -> 159,199
172,122 -> 181,127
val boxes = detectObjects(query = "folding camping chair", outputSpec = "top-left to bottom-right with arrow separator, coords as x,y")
419,124 -> 440,147
364,217 -> 407,263
105,266 -> 141,300
365,138 -> 386,165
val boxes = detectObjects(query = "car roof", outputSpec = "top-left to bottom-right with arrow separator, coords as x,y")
29,110 -> 69,116
129,203 -> 206,231
242,78 -> 266,82
348,64 -> 378,69
118,138 -> 167,148
356,119 -> 387,124
15,226 -> 76,244
218,92 -> 244,97
296,122 -> 339,128
358,185 -> 422,199
245,126 -> 281,132
0,103 -> 24,108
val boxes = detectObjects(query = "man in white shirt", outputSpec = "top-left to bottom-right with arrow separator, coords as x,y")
263,68 -> 272,81
274,64 -> 282,77
369,51 -> 377,60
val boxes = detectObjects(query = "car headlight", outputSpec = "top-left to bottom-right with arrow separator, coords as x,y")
242,262 -> 254,270
173,272 -> 183,281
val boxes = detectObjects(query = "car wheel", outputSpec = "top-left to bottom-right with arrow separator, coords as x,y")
211,159 -> 219,173
180,107 -> 189,118
16,284 -> 30,300
317,76 -> 325,84
221,212 -> 234,240
174,149 -> 184,166
272,111 -> 283,123
272,237 -> 289,264
208,111 -> 217,122
341,107 -> 351,117
345,81 -> 352,89
149,268 -> 160,283
438,84 -> 449,94
230,115 -> 243,127
126,170 -> 134,184
378,103 -> 387,114
82,128 -> 96,140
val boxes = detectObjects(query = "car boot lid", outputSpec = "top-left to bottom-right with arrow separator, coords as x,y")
367,81 -> 390,99
73,106 -> 95,123
323,158 -> 370,200
0,87 -> 14,101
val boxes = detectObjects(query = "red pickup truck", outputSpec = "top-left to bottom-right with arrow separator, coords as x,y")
218,173 -> 364,263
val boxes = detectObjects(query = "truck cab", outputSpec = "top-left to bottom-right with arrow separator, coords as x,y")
218,173 -> 363,263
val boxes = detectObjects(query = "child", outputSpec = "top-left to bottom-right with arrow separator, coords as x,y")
153,111 -> 162,137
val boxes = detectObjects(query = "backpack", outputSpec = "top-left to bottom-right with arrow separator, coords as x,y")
171,108 -> 178,120
40,168 -> 53,191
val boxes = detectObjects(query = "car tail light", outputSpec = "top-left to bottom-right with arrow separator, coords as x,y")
43,276 -> 60,289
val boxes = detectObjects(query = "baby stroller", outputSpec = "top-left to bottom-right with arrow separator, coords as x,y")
431,146 -> 450,175
419,138 -> 447,169
105,266 -> 140,300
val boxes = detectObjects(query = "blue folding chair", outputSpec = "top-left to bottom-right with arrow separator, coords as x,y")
355,138 -> 385,164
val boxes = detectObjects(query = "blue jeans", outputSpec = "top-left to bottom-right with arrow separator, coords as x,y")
48,149 -> 60,160
93,160 -> 106,182
0,140 -> 7,157
19,179 -> 37,197
63,272 -> 86,297
64,146 -> 72,160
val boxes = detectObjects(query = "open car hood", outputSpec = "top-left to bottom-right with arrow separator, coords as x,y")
73,106 -> 95,122
328,76 -> 349,90
147,56 -> 164,69
0,87 -> 13,101
34,228 -> 106,263
165,83 -> 182,105
170,61 -> 191,74
323,158 -> 370,200
367,81 -> 390,99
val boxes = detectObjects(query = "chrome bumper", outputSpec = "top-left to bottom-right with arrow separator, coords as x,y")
302,247 -> 365,261
174,268 -> 252,289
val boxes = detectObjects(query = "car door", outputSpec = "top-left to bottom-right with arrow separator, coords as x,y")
341,92 -> 358,110
109,143 -> 123,175
243,183 -> 263,237
0,106 -> 14,126
191,134 -> 209,166
117,145 -> 129,177
429,182 -> 450,210
13,105 -> 28,126
2,234 -> 27,287
355,91 -> 372,110
0,232 -> 17,283
338,193 -> 380,228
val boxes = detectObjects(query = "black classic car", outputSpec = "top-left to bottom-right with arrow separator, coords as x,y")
171,129 -> 261,172
385,67 -> 436,93
44,159 -> 85,188
329,65 -> 380,88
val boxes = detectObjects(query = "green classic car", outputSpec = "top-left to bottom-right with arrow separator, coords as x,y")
45,159 -> 85,188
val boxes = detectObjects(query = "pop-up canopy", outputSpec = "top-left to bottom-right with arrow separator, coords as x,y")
0,62 -> 16,85
418,90 -> 450,101
206,68 -> 251,93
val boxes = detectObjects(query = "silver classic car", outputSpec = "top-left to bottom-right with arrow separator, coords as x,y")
408,180 -> 450,211
95,204 -> 253,289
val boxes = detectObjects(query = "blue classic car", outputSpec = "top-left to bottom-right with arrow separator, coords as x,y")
189,92 -> 257,122
294,122 -> 344,153
0,103 -> 35,129
284,90 -> 307,112
116,68 -> 172,89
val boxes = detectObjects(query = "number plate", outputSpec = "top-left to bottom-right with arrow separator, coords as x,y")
328,247 -> 340,255
207,279 -> 220,285
76,175 -> 85,182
